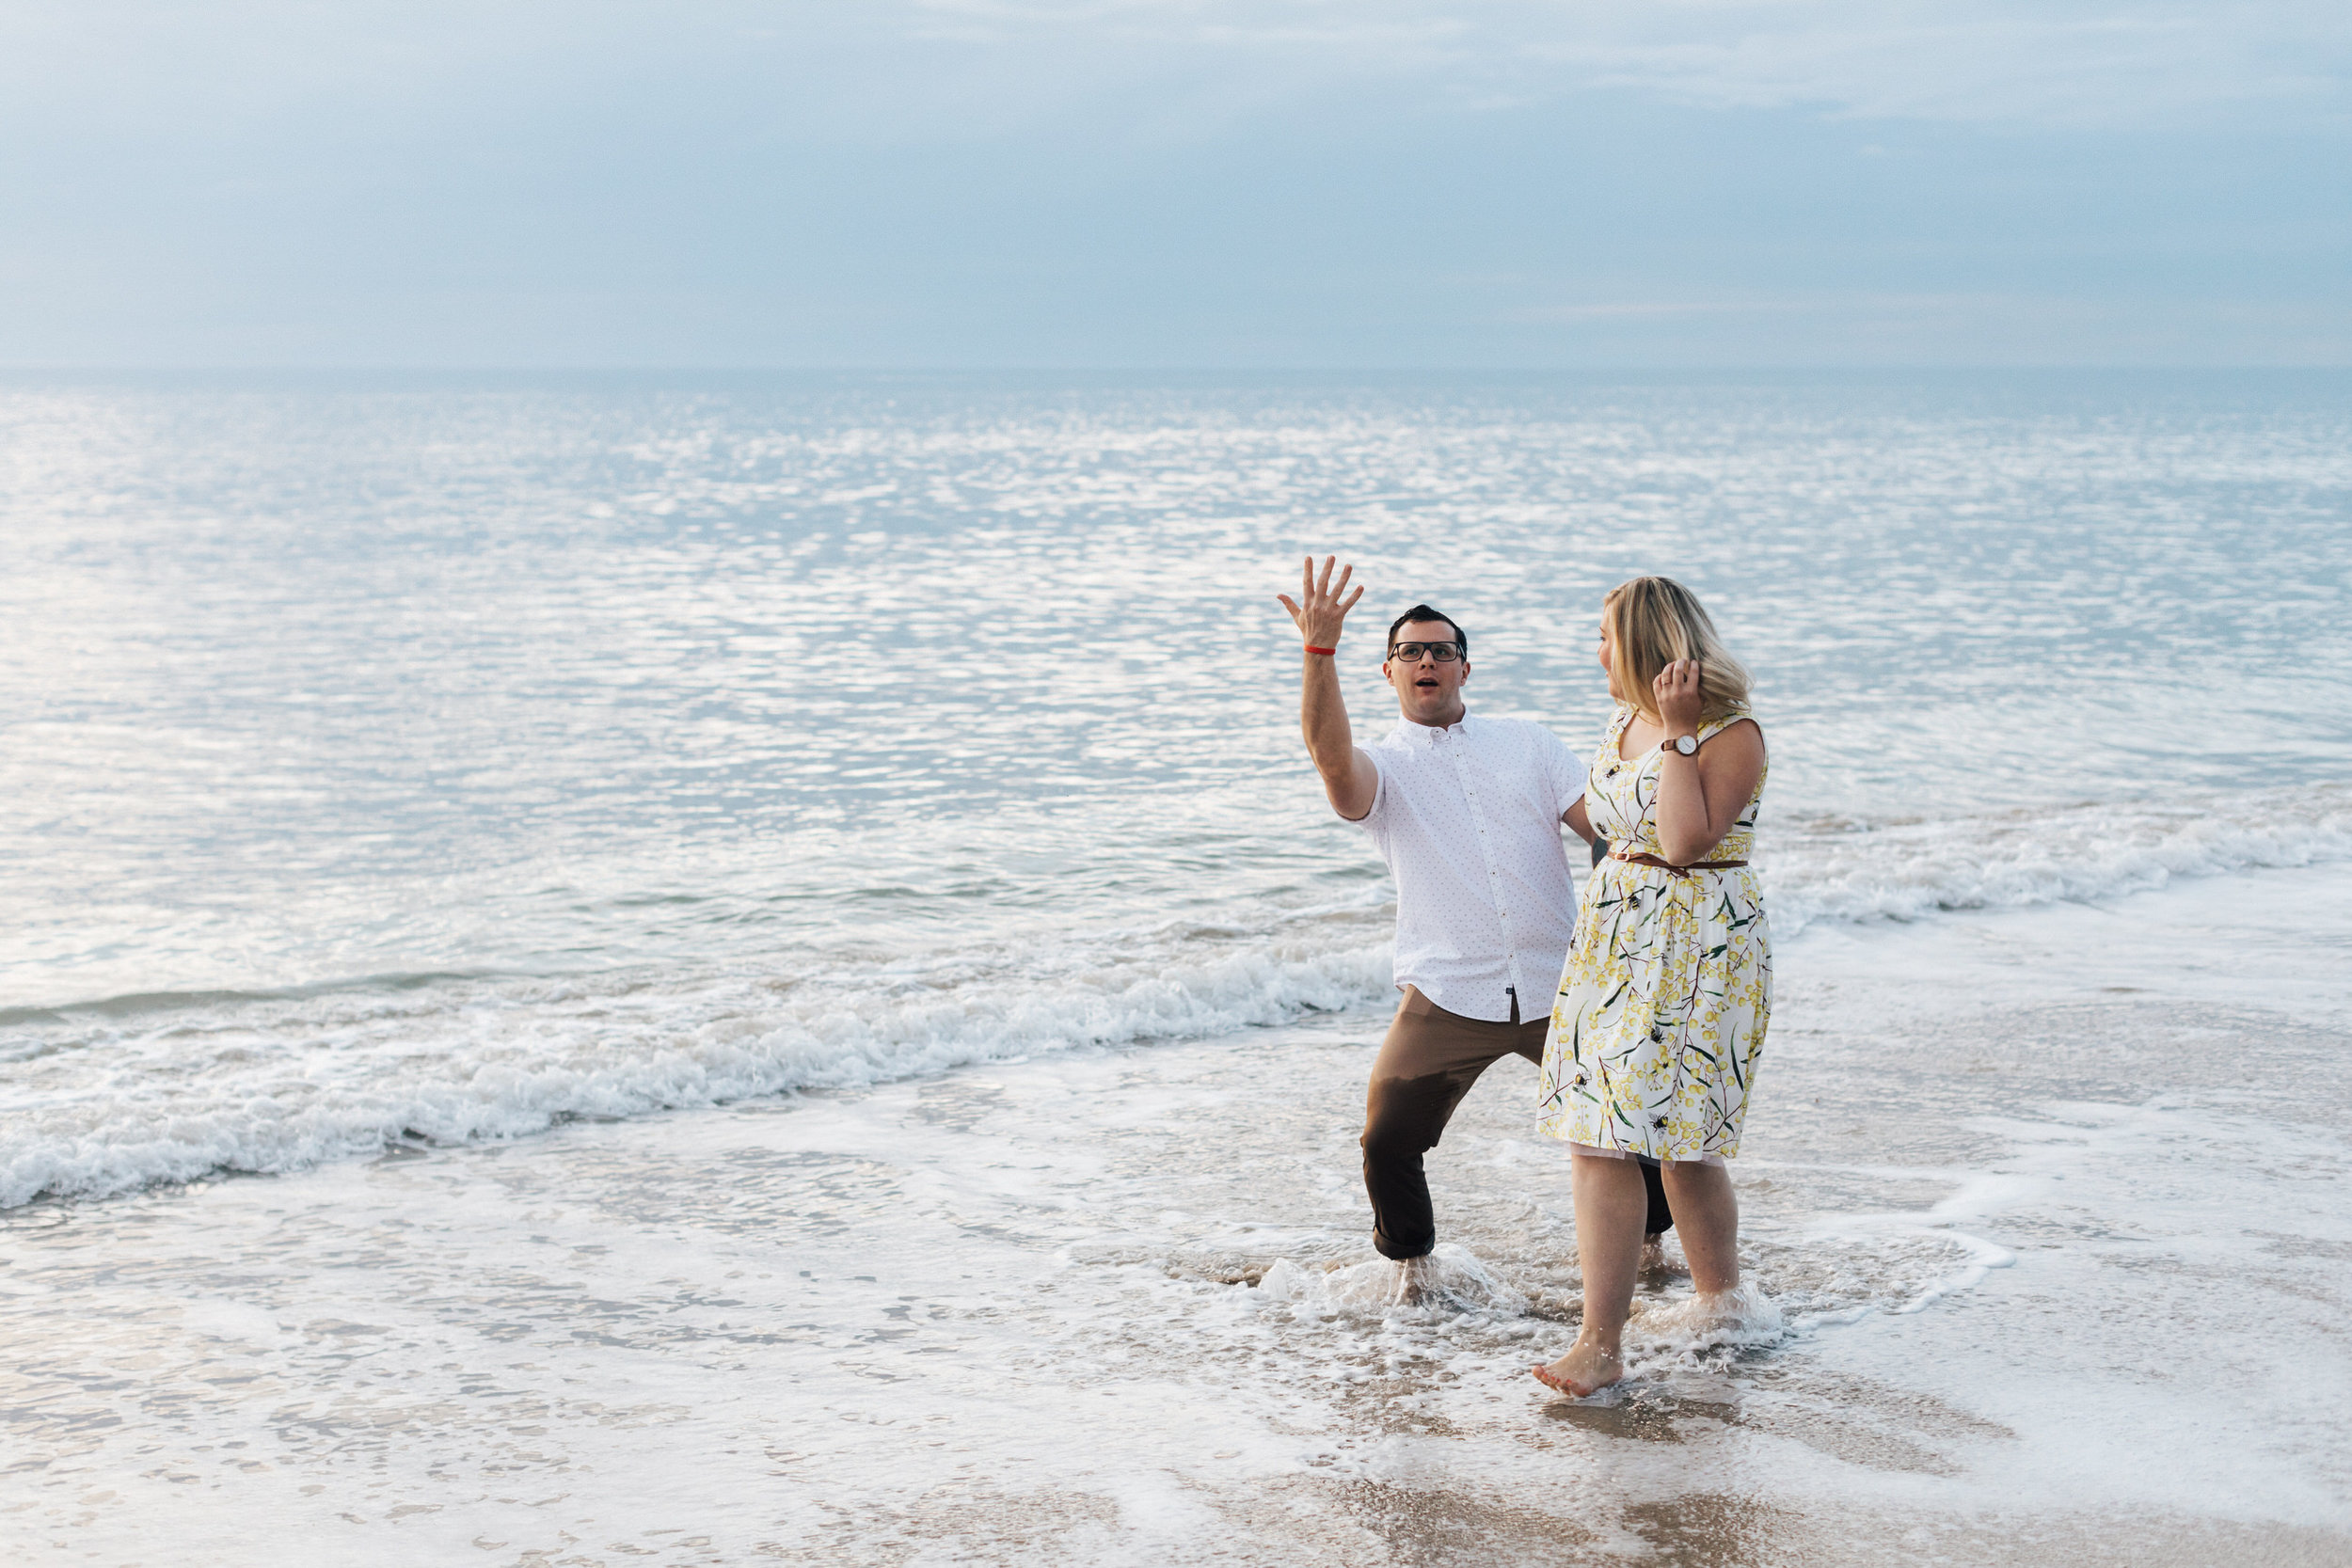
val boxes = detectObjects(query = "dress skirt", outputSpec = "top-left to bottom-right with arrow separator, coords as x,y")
1536,858 -> 1772,1163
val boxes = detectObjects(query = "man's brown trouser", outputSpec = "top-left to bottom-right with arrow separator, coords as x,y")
1361,985 -> 1673,1260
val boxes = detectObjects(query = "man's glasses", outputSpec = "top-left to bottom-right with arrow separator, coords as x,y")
1388,641 -> 1464,663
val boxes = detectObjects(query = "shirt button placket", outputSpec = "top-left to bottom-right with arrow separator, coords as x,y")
1454,729 -> 1522,1020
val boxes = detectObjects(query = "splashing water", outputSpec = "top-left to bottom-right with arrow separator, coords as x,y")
1628,1281 -> 1787,1357
1256,1243 -> 1528,1319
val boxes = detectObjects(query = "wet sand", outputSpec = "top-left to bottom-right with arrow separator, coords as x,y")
5,867 -> 2349,1566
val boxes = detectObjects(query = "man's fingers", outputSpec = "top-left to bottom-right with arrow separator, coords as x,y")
1295,554 -> 1358,610
1276,594 -> 1302,625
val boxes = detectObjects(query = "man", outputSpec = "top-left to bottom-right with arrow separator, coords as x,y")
1276,556 -> 1670,1291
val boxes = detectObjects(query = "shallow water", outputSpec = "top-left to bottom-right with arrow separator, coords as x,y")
4,870 -> 2347,1564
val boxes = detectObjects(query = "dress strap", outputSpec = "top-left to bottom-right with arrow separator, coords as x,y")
1696,709 -> 1756,743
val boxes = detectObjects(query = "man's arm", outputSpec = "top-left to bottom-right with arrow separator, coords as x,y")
1545,728 -> 1597,846
1276,555 -> 1381,821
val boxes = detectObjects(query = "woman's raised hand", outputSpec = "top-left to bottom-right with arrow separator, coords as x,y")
1654,658 -> 1704,736
1275,555 -> 1365,648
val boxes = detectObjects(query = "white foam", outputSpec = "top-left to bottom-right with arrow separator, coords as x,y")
1256,1243 -> 1525,1318
0,936 -> 1389,1208
10,889 -> 2349,1563
1763,782 -> 2352,935
6,786 -> 2346,1209
1627,1280 -> 1786,1353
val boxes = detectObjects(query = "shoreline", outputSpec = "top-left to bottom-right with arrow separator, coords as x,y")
4,865 -> 2349,1565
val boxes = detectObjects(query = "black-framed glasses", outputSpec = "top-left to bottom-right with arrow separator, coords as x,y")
1388,641 -> 1464,663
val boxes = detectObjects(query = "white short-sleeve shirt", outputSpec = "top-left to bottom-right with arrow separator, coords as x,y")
1353,710 -> 1588,1023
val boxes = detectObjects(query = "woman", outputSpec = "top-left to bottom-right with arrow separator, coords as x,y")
1532,577 -> 1772,1398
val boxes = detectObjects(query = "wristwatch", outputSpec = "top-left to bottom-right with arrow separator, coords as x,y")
1667,734 -> 1699,756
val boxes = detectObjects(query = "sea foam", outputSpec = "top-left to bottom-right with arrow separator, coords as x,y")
1257,1243 -> 1526,1318
4,785 -> 2345,1209
0,934 -> 1389,1209
1764,783 -> 2352,935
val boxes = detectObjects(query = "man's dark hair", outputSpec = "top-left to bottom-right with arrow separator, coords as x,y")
1387,604 -> 1467,655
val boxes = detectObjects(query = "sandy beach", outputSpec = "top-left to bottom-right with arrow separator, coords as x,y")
7,865 -> 2346,1566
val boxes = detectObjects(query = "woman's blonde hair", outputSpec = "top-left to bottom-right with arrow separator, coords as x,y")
1602,576 -> 1752,723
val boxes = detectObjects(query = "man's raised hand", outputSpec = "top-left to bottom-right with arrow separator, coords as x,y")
1276,556 -> 1366,650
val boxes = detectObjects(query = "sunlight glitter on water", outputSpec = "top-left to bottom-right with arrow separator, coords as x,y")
4,374 -> 2348,1206
3,374 -> 2349,1561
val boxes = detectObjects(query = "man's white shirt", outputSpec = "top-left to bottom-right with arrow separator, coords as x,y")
1352,710 -> 1588,1023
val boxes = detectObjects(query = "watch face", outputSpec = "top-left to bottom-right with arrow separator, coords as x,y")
1675,735 -> 1697,754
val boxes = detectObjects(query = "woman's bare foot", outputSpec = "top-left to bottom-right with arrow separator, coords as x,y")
1530,1336 -> 1623,1398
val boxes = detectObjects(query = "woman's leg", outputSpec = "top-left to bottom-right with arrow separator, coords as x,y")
1533,1150 -> 1647,1395
1659,1162 -> 1740,1295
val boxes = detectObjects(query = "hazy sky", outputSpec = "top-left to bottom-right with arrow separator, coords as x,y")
4,1 -> 2346,367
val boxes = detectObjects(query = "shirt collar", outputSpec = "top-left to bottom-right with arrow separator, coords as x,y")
1395,708 -> 1475,745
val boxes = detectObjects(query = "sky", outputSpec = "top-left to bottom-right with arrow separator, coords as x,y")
2,1 -> 2346,368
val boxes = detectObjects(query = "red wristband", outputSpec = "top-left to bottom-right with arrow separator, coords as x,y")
1303,644 -> 1338,657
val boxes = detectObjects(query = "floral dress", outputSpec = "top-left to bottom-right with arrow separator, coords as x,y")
1537,706 -> 1772,1163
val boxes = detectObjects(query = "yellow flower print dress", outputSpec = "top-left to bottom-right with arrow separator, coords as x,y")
1537,706 -> 1771,1162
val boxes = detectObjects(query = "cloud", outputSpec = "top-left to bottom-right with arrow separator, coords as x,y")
1508,298 -> 1821,323
5,2 -> 2344,149
1518,7 -> 2347,127
0,1 -> 2341,366
899,0 -> 2352,130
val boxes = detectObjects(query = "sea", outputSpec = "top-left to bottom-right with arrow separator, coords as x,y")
3,372 -> 2348,1565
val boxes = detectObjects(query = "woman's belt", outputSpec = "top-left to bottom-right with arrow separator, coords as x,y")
1609,851 -> 1748,877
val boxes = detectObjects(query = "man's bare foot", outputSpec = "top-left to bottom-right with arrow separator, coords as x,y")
1388,1254 -> 1436,1307
1530,1336 -> 1623,1398
1639,1234 -> 1687,1275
